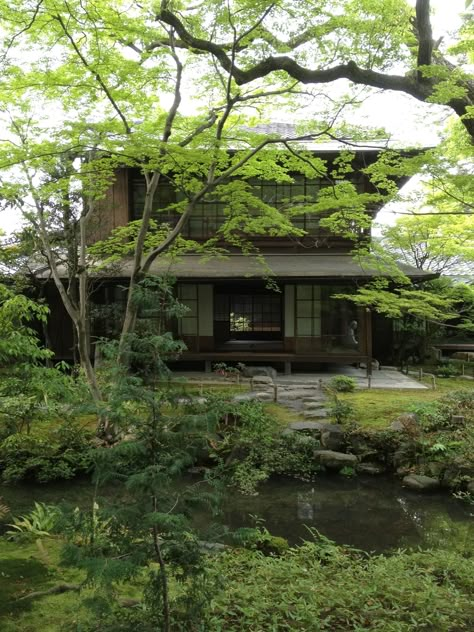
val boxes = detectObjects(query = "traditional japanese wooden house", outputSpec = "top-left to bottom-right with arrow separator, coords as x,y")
43,132 -> 435,374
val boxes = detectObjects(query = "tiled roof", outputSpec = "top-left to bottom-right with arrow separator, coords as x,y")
106,253 -> 437,281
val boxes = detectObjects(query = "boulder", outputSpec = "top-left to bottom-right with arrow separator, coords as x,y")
425,461 -> 445,479
396,465 -> 412,477
466,480 -> 474,494
390,413 -> 419,433
392,443 -> 416,469
402,474 -> 440,492
314,449 -> 358,471
390,420 -> 405,432
441,459 -> 474,489
346,434 -> 378,458
357,462 -> 386,475
320,426 -> 345,451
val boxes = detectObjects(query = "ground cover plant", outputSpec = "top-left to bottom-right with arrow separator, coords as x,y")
337,377 -> 474,429
1,533 -> 474,631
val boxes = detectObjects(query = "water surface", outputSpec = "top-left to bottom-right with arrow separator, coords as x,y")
2,475 -> 472,553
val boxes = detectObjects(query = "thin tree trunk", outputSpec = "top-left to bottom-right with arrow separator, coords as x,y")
152,518 -> 170,632
118,171 -> 162,362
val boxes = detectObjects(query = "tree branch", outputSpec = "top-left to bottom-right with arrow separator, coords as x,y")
156,3 -> 474,140
415,0 -> 433,73
54,14 -> 132,135
16,583 -> 81,601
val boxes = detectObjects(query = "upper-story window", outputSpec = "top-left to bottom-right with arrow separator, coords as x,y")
130,172 -> 365,240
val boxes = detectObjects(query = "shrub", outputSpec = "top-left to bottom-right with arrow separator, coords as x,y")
329,398 -> 356,425
0,423 -> 93,483
328,375 -> 357,392
435,361 -> 461,378
233,525 -> 289,556
409,401 -> 445,431
411,390 -> 474,431
265,433 -> 320,480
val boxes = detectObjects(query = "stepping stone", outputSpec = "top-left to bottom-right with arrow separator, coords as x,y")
281,389 -> 320,400
303,401 -> 327,410
304,409 -> 329,419
252,376 -> 274,385
288,421 -> 328,432
255,392 -> 273,401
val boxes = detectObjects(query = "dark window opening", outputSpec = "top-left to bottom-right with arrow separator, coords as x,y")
214,292 -> 282,342
130,171 -> 366,240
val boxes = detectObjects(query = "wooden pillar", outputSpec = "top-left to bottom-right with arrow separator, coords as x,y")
365,308 -> 373,376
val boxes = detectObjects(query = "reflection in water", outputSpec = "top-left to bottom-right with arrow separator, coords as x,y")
2,475 -> 473,554
216,476 -> 474,553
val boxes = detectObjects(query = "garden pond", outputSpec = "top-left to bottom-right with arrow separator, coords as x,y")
1,475 -> 473,553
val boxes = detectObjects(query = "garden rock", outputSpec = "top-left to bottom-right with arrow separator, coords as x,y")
403,474 -> 440,492
425,461 -> 445,479
252,375 -> 274,386
346,434 -> 374,456
303,401 -> 326,410
390,413 -> 419,433
280,389 -> 318,400
392,443 -> 416,469
303,409 -> 328,419
390,420 -> 405,432
441,459 -> 474,489
314,449 -> 358,470
285,421 -> 324,436
320,426 -> 345,451
239,364 -> 277,380
357,462 -> 386,475
255,391 -> 273,401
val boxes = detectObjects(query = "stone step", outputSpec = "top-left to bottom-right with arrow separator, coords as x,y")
255,392 -> 273,401
286,421 -> 327,433
287,421 -> 342,432
303,409 -> 329,419
303,396 -> 326,404
279,390 -> 321,400
303,401 -> 327,410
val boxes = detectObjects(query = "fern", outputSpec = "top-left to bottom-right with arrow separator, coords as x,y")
0,497 -> 9,520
